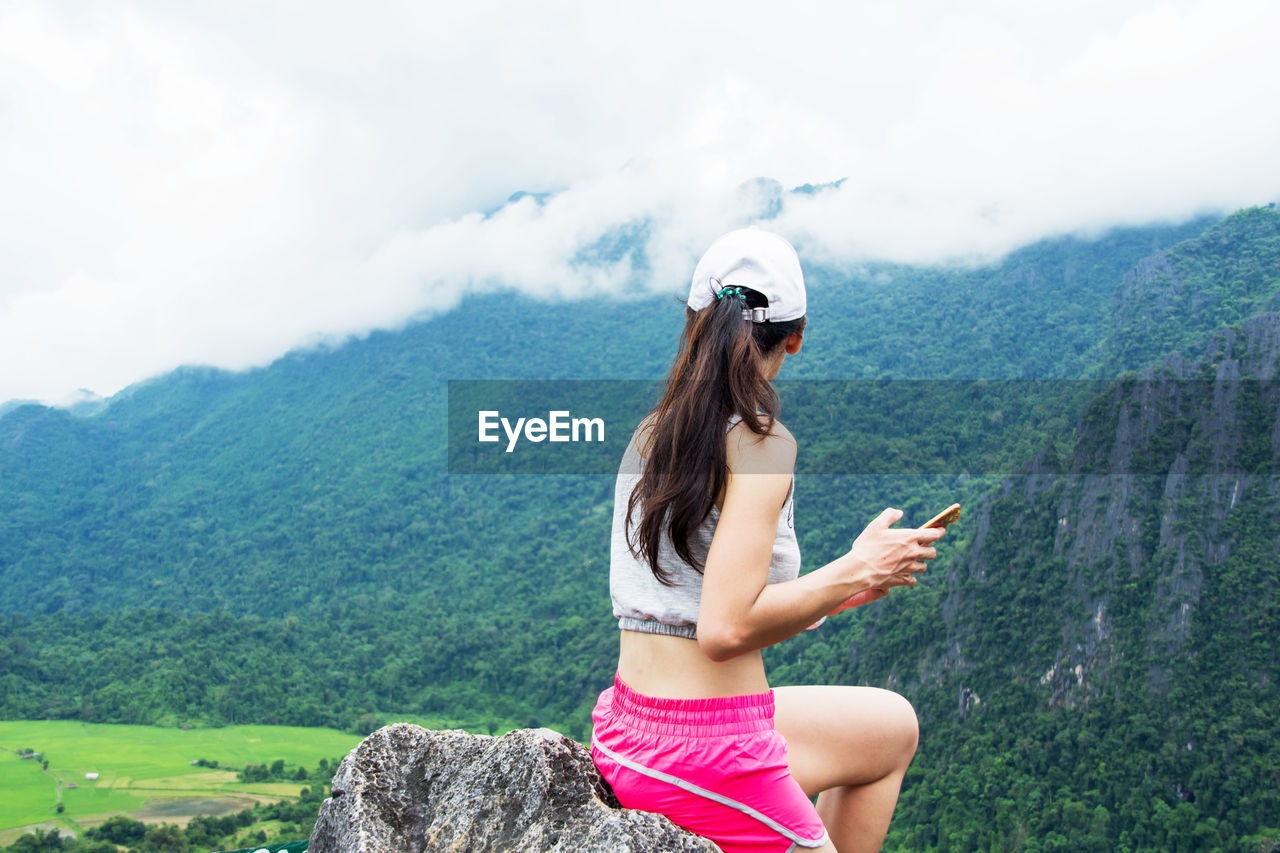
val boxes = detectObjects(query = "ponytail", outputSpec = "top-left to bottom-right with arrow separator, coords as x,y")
627,288 -> 806,584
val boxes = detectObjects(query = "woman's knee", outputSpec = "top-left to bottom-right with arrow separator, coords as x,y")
880,689 -> 919,767
775,685 -> 919,785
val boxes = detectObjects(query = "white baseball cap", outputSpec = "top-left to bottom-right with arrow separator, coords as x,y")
687,228 -> 806,322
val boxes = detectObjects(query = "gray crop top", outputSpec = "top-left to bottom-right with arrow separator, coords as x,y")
609,422 -> 802,639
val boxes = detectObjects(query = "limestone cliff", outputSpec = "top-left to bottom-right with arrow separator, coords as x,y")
938,312 -> 1280,709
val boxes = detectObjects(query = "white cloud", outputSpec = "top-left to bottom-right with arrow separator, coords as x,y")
1,0 -> 1278,404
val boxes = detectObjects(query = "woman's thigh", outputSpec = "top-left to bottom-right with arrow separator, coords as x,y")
772,685 -> 919,797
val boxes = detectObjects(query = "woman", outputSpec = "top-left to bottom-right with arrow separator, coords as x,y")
590,228 -> 945,853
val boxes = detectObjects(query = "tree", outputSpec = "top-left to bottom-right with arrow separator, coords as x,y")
89,816 -> 146,844
145,823 -> 189,853
10,828 -> 63,851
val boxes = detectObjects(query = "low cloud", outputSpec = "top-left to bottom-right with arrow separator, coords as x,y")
1,0 -> 1278,404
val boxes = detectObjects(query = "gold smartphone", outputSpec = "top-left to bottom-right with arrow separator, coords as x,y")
922,503 -> 961,529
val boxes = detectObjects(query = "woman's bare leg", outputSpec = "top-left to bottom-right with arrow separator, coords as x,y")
773,685 -> 919,853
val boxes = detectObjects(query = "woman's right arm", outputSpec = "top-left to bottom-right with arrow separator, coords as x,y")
696,432 -> 945,661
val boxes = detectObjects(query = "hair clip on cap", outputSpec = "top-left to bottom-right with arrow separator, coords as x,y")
712,284 -> 770,322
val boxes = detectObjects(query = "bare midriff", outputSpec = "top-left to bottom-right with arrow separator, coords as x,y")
617,629 -> 771,698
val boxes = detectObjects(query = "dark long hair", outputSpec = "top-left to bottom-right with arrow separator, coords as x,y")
627,288 -> 806,584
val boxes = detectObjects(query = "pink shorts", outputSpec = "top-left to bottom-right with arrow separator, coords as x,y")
590,674 -> 829,853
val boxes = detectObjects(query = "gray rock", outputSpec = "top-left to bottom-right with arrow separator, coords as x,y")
309,723 -> 719,852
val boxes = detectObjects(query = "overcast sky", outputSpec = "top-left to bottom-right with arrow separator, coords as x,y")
3,0 -> 1279,405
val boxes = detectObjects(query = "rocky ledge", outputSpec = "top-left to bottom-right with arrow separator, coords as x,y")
308,724 -> 719,852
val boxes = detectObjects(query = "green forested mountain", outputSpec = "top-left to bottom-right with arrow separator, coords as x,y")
1103,207 -> 1280,371
2,205 -> 1278,850
831,314 -> 1280,851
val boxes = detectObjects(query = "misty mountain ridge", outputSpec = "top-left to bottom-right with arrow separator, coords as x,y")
0,201 -> 1230,416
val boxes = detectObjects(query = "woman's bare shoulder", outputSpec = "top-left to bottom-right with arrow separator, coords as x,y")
726,416 -> 797,475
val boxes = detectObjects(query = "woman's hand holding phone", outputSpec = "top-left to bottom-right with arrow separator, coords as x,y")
848,506 -> 944,586
833,504 -> 959,609
808,504 -> 960,628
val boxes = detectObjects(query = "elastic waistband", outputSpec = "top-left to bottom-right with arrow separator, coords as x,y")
608,673 -> 774,738
618,617 -> 698,640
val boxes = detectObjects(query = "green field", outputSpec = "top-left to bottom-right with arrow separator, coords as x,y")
0,721 -> 364,841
